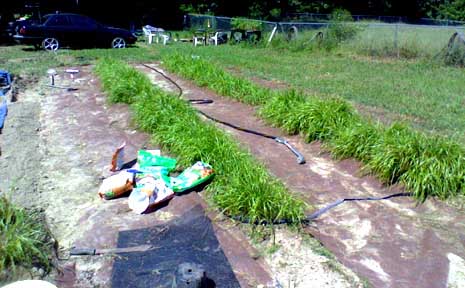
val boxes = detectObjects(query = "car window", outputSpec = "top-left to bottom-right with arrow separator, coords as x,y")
41,15 -> 51,24
68,15 -> 98,29
46,15 -> 69,26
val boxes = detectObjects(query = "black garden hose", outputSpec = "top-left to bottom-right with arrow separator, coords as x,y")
141,63 -> 306,164
141,63 -> 412,224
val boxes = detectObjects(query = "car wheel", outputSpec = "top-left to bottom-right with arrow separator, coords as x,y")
111,37 -> 126,48
42,38 -> 59,51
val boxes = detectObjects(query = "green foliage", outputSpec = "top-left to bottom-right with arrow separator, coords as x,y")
436,0 -> 465,21
323,9 -> 363,50
288,0 -> 334,14
231,18 -> 263,31
95,59 -> 305,224
0,197 -> 52,280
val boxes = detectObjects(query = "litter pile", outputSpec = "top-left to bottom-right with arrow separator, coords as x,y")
98,144 -> 214,214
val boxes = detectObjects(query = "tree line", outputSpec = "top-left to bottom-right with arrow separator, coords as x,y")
178,0 -> 465,21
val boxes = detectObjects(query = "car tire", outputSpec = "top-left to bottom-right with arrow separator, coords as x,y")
111,37 -> 126,48
42,38 -> 59,51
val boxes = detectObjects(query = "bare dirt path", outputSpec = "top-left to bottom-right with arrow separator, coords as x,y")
0,67 -> 275,287
138,63 -> 465,288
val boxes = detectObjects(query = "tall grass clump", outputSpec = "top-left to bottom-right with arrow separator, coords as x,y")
95,59 -> 305,224
0,197 -> 52,280
161,53 -> 270,105
158,52 -> 465,201
368,123 -> 465,200
259,90 -> 359,142
94,58 -> 154,104
327,121 -> 382,163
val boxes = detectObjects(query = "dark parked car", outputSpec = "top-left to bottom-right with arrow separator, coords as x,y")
0,13 -> 15,43
14,13 -> 137,50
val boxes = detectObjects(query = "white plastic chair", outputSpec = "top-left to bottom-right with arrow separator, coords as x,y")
194,36 -> 205,46
208,31 -> 228,46
209,32 -> 220,46
142,25 -> 168,44
159,33 -> 170,45
142,26 -> 155,44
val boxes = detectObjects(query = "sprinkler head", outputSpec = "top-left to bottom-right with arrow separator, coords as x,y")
65,68 -> 79,79
47,69 -> 57,86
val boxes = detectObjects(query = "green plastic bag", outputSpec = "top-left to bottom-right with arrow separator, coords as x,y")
137,150 -> 176,170
171,161 -> 214,193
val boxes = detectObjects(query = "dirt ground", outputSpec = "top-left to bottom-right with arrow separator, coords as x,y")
2,61 -> 465,288
138,63 -> 465,288
0,66 -> 361,287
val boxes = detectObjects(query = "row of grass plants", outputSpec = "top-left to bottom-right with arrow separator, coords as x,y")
0,196 -> 52,281
95,59 -> 305,224
159,52 -> 465,201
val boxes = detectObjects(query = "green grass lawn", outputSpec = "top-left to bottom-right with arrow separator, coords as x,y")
156,44 -> 465,143
0,44 -> 160,77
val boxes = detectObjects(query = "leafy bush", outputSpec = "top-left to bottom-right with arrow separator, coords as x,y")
231,18 -> 263,31
323,9 -> 363,50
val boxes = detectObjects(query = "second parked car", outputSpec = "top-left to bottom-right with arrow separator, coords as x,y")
14,13 -> 137,50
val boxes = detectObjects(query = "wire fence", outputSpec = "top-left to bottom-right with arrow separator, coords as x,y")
185,14 -> 465,59
284,12 -> 465,26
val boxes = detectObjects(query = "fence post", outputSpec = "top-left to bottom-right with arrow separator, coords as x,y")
394,24 -> 399,58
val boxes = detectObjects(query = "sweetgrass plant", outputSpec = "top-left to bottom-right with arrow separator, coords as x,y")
158,51 -> 465,201
95,59 -> 306,224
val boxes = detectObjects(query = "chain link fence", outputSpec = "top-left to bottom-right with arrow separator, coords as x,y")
185,14 -> 465,59
284,12 -> 465,26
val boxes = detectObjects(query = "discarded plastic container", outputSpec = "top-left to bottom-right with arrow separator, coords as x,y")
128,177 -> 174,214
98,170 -> 134,200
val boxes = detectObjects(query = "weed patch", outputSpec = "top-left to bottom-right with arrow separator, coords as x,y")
0,196 -> 53,281
95,59 -> 305,224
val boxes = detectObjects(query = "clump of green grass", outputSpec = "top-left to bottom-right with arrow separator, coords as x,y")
0,196 -> 52,280
368,123 -> 465,200
259,91 -> 357,142
158,51 -> 465,201
327,121 -> 382,163
94,58 -> 154,104
162,53 -> 270,105
95,59 -> 305,224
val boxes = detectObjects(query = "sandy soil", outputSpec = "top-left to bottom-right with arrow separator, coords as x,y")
0,68 -> 275,287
